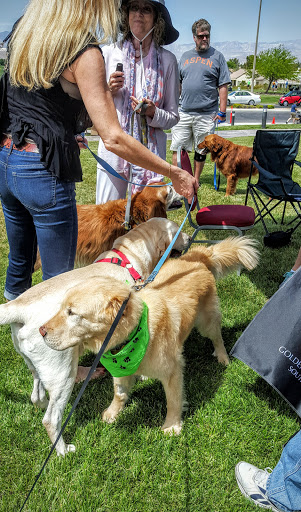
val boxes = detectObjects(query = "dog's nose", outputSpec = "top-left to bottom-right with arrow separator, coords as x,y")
39,325 -> 47,337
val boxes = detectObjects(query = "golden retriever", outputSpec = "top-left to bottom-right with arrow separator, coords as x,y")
0,218 -> 190,455
41,237 -> 259,441
198,134 -> 257,196
35,184 -> 181,270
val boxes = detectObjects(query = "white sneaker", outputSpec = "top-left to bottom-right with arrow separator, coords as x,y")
235,462 -> 281,511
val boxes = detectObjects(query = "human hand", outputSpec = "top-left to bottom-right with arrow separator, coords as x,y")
169,165 -> 199,204
75,133 -> 88,149
214,111 -> 227,124
108,70 -> 124,94
130,96 -> 156,118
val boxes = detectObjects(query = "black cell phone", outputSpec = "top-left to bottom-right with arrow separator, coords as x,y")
116,63 -> 123,72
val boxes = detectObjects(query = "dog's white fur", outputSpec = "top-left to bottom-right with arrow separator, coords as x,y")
41,237 -> 259,442
0,218 -> 190,455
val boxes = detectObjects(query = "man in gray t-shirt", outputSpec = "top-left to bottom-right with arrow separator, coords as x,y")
170,19 -> 231,182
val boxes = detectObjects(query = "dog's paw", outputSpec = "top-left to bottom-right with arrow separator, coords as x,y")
56,443 -> 76,457
212,350 -> 230,366
220,354 -> 230,365
102,408 -> 119,424
162,422 -> 182,435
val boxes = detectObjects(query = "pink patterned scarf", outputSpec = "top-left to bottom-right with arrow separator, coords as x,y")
120,40 -> 164,188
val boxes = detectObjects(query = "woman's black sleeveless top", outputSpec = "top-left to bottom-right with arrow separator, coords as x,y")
1,46 -> 102,182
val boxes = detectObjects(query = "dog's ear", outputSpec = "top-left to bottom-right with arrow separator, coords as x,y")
151,200 -> 167,219
156,233 -> 169,257
104,291 -> 131,320
105,295 -> 127,319
209,135 -> 217,150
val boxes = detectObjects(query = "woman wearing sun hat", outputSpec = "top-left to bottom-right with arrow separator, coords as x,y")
96,0 -> 181,203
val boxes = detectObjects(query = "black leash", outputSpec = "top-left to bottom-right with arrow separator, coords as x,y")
19,294 -> 130,512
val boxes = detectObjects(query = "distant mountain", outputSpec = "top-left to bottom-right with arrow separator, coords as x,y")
1,30 -> 301,63
167,39 -> 301,63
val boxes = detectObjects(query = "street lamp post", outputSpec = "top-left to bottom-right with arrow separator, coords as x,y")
251,0 -> 262,93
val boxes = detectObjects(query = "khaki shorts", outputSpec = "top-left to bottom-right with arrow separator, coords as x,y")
170,111 -> 216,153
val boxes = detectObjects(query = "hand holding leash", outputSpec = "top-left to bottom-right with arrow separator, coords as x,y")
215,110 -> 227,124
171,165 -> 198,205
130,96 -> 156,118
75,133 -> 89,150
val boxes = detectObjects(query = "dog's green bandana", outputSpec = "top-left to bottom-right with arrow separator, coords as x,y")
100,302 -> 149,377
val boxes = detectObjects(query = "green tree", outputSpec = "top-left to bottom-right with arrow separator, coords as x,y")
255,45 -> 299,92
227,57 -> 240,71
243,55 -> 254,71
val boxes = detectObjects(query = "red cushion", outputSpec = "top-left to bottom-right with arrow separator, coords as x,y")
196,205 -> 255,227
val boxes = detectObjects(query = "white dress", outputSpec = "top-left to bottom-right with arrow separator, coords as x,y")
95,43 -> 179,204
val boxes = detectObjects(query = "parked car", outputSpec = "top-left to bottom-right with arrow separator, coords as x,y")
227,90 -> 261,106
279,90 -> 301,106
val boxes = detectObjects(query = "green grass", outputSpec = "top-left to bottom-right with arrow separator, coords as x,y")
260,94 -> 279,105
1,138 -> 301,511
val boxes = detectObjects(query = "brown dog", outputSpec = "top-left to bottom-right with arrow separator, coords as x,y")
198,134 -> 257,196
41,237 -> 259,441
35,184 -> 180,269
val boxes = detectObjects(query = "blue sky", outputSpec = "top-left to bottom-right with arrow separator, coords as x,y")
1,0 -> 301,44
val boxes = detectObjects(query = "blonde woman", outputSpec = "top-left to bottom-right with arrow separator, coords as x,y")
0,0 -> 197,303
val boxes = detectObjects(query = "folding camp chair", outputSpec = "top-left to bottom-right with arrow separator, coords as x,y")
245,129 -> 301,237
177,147 -> 255,261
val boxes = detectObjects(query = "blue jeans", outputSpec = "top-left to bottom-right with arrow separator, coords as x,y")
0,143 -> 78,300
267,430 -> 301,512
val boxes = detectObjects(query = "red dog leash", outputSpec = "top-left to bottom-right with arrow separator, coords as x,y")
95,249 -> 142,282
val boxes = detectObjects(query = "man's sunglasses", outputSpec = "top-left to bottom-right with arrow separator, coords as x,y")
195,33 -> 210,40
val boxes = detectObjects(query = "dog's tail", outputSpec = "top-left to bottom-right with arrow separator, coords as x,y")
185,237 -> 259,279
0,301 -> 25,325
206,237 -> 259,278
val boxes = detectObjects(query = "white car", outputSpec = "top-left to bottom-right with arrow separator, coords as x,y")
227,90 -> 261,106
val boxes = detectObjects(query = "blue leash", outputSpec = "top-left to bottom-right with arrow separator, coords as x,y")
83,142 -> 171,189
213,121 -> 220,191
213,163 -> 220,191
134,198 -> 195,290
213,114 -> 227,191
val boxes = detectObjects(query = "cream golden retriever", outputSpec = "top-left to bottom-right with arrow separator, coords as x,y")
41,237 -> 259,440
198,134 -> 257,196
35,184 -> 181,270
0,218 -> 190,455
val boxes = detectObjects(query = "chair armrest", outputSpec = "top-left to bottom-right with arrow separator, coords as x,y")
251,160 -> 283,183
294,160 -> 301,168
251,159 -> 290,196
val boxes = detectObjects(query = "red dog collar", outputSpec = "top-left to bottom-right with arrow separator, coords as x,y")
95,249 -> 142,282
